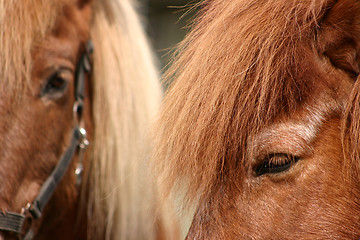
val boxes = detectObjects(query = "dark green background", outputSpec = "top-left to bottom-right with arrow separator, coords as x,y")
142,0 -> 198,72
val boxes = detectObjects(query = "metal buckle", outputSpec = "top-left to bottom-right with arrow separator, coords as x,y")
72,99 -> 84,127
20,203 -> 35,240
75,128 -> 90,187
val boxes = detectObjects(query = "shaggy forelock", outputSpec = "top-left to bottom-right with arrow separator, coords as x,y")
153,0 -> 336,206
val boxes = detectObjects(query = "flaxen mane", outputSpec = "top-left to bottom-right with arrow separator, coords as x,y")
1,0 -> 164,239
88,0 -> 162,239
153,0 -> 360,216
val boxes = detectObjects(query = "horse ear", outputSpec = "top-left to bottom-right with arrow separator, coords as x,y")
317,0 -> 360,78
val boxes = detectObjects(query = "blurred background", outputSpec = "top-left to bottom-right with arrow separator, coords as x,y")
139,1 -> 199,236
139,0 -> 198,73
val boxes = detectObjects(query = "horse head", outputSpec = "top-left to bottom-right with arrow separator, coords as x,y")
0,0 -> 173,239
154,0 -> 360,238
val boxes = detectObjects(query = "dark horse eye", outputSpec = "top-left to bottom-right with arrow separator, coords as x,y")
42,71 -> 69,96
255,153 -> 299,176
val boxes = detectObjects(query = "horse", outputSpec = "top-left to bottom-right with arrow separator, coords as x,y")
153,0 -> 360,238
0,0 -> 178,239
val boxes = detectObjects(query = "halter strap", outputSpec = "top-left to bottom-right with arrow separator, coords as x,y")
0,212 -> 25,234
29,127 -> 83,219
0,41 -> 93,239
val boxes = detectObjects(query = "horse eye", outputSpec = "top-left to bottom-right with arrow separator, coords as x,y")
42,71 -> 70,96
255,153 -> 299,176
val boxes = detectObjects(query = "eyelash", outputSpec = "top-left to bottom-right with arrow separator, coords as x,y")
255,153 -> 299,176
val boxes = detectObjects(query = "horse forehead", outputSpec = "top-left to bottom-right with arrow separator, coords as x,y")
0,0 -> 87,93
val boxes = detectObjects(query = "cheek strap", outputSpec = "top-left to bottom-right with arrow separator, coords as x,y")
0,40 -> 93,240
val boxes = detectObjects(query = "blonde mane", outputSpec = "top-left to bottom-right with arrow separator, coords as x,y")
1,0 -> 167,239
88,0 -> 163,239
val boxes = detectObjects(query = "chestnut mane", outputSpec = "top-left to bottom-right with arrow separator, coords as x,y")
153,0 -> 360,217
1,0 -> 163,239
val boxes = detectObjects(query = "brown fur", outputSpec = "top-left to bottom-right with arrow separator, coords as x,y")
153,0 -> 360,238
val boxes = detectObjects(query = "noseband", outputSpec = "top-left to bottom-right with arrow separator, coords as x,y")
0,41 -> 93,240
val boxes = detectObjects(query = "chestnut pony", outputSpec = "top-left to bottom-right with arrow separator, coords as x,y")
0,0 -> 176,239
153,0 -> 360,239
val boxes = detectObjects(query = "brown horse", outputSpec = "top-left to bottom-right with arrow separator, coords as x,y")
153,0 -> 360,239
0,0 -> 178,239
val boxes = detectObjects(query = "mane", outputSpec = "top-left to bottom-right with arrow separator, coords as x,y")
1,0 -> 166,239
153,0 -> 339,210
88,0 -> 164,239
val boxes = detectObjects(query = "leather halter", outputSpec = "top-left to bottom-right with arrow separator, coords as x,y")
0,41 -> 93,240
